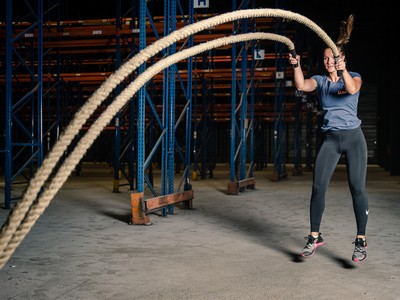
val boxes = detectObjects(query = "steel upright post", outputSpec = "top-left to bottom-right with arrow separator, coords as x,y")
137,0 -> 147,193
4,0 -> 12,209
272,0 -> 288,181
166,0 -> 177,214
229,0 -> 238,185
184,0 -> 194,191
113,0 -> 122,193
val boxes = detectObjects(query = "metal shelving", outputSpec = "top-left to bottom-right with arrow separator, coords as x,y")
1,0 -> 314,208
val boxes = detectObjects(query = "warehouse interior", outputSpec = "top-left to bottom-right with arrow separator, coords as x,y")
0,0 -> 397,206
0,1 -> 399,299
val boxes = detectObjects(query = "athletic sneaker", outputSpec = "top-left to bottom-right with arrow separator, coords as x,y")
352,238 -> 367,262
300,233 -> 325,257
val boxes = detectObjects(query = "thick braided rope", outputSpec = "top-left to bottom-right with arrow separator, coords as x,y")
0,9 -> 335,252
0,8 -> 338,269
0,32 -> 295,268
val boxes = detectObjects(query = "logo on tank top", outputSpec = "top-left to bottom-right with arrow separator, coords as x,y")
337,88 -> 347,95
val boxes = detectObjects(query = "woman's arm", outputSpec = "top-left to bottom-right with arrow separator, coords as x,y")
288,53 -> 317,92
336,59 -> 362,94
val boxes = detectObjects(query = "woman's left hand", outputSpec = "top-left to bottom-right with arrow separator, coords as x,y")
335,58 -> 347,72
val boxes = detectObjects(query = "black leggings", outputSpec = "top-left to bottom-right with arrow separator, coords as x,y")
310,126 -> 369,236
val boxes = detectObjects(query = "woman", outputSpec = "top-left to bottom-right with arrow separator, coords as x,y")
288,15 -> 369,262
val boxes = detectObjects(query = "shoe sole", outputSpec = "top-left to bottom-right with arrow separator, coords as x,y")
352,255 -> 366,262
300,241 -> 325,257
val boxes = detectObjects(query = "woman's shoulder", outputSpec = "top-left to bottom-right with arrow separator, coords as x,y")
311,74 -> 326,85
348,71 -> 361,78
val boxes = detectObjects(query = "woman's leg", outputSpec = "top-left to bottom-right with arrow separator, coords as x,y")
310,134 -> 341,233
343,128 -> 369,236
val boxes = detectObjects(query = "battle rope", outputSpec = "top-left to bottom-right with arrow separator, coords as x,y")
0,8 -> 339,269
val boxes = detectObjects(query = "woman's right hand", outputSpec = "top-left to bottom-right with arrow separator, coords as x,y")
288,53 -> 300,68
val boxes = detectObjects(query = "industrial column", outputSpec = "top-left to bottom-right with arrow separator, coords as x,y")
228,0 -> 256,194
271,0 -> 288,181
3,0 -> 44,208
130,0 -> 194,224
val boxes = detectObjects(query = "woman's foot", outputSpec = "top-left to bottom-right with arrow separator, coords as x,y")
352,238 -> 367,262
300,233 -> 325,257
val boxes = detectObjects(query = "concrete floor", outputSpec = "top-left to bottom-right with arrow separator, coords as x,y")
0,163 -> 399,300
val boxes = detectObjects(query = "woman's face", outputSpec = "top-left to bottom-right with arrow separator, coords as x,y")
323,48 -> 336,73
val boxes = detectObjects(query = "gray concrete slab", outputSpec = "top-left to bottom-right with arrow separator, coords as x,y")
0,164 -> 399,300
